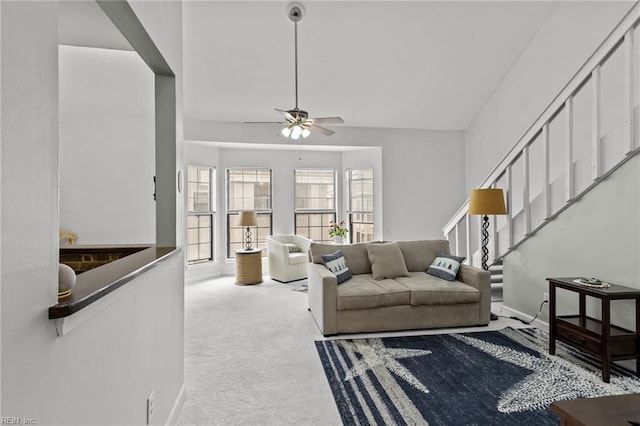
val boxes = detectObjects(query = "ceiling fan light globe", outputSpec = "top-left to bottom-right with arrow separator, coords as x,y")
301,128 -> 311,138
291,125 -> 303,139
281,127 -> 292,138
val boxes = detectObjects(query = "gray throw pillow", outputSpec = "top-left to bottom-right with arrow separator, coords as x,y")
426,251 -> 465,281
366,242 -> 409,280
321,250 -> 352,284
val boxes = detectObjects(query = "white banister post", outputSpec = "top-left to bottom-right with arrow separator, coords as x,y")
542,124 -> 551,218
506,166 -> 513,248
523,144 -> 531,235
465,213 -> 471,265
454,223 -> 460,256
565,97 -> 574,202
592,65 -> 602,180
624,28 -> 635,153
492,212 -> 498,259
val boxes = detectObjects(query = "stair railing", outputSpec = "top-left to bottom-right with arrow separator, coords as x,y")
443,3 -> 640,267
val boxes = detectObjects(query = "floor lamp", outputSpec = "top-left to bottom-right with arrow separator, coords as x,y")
468,188 -> 507,321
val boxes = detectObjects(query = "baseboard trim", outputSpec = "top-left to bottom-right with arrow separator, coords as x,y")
501,304 -> 548,330
166,384 -> 187,425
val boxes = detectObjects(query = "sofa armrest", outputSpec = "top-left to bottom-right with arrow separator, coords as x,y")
307,262 -> 337,336
458,264 -> 491,324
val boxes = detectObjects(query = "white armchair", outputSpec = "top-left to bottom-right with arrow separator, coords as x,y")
267,234 -> 313,283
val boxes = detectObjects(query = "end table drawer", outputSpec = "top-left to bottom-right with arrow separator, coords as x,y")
556,323 -> 601,355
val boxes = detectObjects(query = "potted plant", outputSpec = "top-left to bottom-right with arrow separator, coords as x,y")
328,220 -> 348,244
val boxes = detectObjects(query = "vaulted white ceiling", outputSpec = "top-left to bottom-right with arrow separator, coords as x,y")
59,1 -> 559,132
183,1 -> 558,131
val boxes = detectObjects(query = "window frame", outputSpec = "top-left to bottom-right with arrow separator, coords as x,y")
186,164 -> 215,265
294,168 -> 337,243
346,168 -> 374,243
225,167 -> 273,258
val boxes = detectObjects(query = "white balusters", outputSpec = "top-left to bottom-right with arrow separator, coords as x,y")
542,124 -> 551,219
624,28 -> 635,153
565,97 -> 574,202
442,4 -> 640,262
592,65 -> 602,180
523,144 -> 531,235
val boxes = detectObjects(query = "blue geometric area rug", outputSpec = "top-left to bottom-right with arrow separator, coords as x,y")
315,327 -> 640,425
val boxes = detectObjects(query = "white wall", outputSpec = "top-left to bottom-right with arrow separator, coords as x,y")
0,2 -> 184,423
59,45 -> 155,245
504,155 -> 640,330
185,120 -> 466,242
465,1 -> 635,192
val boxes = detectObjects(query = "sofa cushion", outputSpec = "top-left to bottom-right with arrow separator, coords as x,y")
366,242 -> 410,280
394,272 -> 480,306
288,252 -> 307,265
310,242 -> 372,275
427,252 -> 465,281
337,274 -> 411,310
397,239 -> 451,272
321,250 -> 352,284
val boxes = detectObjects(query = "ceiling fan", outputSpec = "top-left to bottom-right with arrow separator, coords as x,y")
249,4 -> 344,140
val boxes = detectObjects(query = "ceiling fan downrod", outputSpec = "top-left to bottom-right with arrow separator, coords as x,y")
288,4 -> 304,110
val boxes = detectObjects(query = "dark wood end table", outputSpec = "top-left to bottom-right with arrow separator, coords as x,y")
547,277 -> 640,383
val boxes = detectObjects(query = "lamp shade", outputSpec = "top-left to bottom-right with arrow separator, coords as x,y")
468,188 -> 507,215
238,211 -> 258,227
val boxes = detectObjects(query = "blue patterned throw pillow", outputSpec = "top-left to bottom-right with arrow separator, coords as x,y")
321,250 -> 352,284
427,252 -> 465,281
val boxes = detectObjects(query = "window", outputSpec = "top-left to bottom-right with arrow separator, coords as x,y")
187,165 -> 215,264
294,169 -> 336,243
227,168 -> 272,257
347,168 -> 374,243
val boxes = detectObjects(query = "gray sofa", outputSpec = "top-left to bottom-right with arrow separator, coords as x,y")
307,239 -> 491,336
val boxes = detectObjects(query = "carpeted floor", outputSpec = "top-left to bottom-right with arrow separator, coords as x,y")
316,327 -> 640,425
175,275 -> 525,425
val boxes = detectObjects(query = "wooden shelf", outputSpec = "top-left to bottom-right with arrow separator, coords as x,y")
556,315 -> 634,337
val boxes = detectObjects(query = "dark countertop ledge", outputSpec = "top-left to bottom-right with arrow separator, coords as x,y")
49,245 -> 181,319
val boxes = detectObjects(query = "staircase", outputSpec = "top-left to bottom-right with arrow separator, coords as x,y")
489,260 -> 503,302
443,3 -> 640,271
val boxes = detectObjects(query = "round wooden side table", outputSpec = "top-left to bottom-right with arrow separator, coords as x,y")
234,248 -> 263,285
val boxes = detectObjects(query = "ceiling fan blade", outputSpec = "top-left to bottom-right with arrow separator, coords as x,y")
275,108 -> 295,122
245,121 -> 288,124
308,116 -> 344,125
310,124 -> 335,136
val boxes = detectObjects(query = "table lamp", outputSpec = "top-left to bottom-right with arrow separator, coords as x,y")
238,211 -> 258,250
468,188 -> 507,270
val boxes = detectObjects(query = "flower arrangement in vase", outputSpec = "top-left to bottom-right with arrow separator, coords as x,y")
329,220 -> 348,244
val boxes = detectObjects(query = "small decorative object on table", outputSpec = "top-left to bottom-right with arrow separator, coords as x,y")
58,263 -> 77,300
573,277 -> 610,288
329,220 -> 348,244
